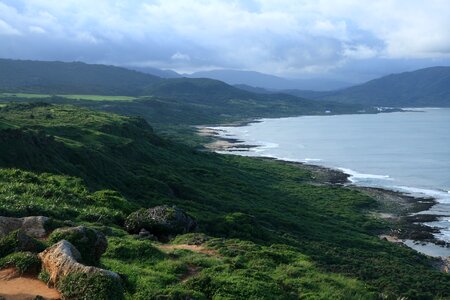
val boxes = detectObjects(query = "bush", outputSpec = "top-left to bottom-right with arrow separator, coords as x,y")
0,230 -> 46,258
0,252 -> 41,274
57,272 -> 124,300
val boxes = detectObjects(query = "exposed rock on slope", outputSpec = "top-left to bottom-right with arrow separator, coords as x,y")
0,230 -> 45,256
48,226 -> 107,265
0,216 -> 49,239
39,240 -> 120,286
125,205 -> 197,238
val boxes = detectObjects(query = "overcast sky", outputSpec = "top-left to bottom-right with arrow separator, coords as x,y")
1,0 -> 450,82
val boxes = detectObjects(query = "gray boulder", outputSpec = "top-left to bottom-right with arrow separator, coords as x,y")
48,226 -> 107,265
0,216 -> 49,239
124,205 -> 197,238
0,229 -> 45,257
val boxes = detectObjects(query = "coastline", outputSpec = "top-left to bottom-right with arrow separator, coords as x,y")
196,124 -> 450,266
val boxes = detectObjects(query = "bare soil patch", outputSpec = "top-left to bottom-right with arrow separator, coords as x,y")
0,268 -> 61,300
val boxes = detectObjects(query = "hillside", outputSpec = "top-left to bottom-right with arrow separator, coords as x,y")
317,67 -> 450,107
188,69 -> 352,91
0,103 -> 449,299
0,59 -> 161,96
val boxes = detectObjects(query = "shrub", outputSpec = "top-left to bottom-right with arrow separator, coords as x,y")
0,252 -> 41,274
57,272 -> 124,300
0,230 -> 46,258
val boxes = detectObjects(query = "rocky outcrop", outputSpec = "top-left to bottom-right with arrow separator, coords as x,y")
0,230 -> 45,257
48,226 -> 107,265
0,216 -> 49,239
38,240 -> 120,286
440,257 -> 450,273
124,205 -> 197,238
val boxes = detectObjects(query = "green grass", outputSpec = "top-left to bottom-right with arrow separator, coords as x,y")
0,103 -> 449,299
0,93 -> 136,101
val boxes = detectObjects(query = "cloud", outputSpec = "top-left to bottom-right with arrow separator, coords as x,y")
29,25 -> 46,34
0,18 -> 20,35
0,0 -> 449,81
171,52 -> 190,61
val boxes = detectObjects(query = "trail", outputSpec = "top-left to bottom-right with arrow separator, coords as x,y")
0,268 -> 61,300
157,244 -> 218,256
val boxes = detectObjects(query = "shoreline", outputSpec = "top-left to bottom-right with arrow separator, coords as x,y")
196,124 -> 450,262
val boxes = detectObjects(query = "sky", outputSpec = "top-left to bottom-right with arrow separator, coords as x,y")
1,0 -> 450,82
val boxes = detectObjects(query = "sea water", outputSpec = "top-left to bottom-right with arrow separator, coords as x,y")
212,108 -> 450,248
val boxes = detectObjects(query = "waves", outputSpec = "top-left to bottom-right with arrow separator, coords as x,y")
337,167 -> 392,183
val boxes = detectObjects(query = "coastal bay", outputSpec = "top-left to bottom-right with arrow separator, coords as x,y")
200,108 -> 450,258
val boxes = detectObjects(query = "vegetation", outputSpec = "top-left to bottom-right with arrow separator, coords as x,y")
0,252 -> 41,274
0,59 -> 376,131
0,58 -> 160,96
0,103 -> 448,299
293,66 -> 450,107
0,93 -> 136,101
48,226 -> 104,266
0,230 -> 46,257
57,272 -> 124,300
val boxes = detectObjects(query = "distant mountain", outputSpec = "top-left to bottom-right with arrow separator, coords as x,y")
0,59 -> 161,95
318,67 -> 450,107
187,69 -> 353,91
233,84 -> 276,94
145,77 -> 251,101
126,66 -> 182,78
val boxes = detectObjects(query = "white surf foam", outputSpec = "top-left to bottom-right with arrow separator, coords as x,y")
393,186 -> 450,203
338,168 -> 392,183
304,158 -> 323,163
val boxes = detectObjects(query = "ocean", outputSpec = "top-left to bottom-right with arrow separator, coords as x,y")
212,108 -> 450,246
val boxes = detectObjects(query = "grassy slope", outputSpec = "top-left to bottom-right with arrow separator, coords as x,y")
0,103 -> 448,299
318,67 -> 450,107
0,59 -> 161,96
0,93 -> 136,101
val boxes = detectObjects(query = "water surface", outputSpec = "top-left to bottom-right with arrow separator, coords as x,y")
213,108 -> 450,248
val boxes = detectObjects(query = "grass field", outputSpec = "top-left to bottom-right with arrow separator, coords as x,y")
0,103 -> 449,299
0,93 -> 136,101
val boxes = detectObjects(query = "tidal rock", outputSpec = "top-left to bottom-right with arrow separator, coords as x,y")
0,216 -> 49,239
125,205 -> 197,238
39,240 -> 120,286
48,226 -> 107,265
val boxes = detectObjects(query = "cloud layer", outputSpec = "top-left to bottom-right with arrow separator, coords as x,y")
1,0 -> 450,81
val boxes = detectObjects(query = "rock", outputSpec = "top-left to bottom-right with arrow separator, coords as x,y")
0,230 -> 45,257
38,240 -> 120,287
48,226 -> 107,265
0,216 -> 49,239
124,205 -> 197,238
137,228 -> 158,241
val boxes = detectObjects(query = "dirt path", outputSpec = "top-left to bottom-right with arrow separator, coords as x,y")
157,244 -> 218,256
0,268 -> 61,300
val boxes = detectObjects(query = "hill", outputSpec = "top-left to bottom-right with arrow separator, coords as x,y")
126,65 -> 182,78
318,67 -> 450,107
0,103 -> 449,299
0,75 -> 374,128
0,59 -> 161,96
187,69 -> 353,91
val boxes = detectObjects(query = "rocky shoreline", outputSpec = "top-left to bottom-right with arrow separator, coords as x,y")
196,125 -> 450,268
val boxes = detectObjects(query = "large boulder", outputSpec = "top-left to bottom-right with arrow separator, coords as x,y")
0,216 -> 49,239
124,205 -> 197,238
0,230 -> 45,257
48,226 -> 107,266
39,240 -> 123,299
